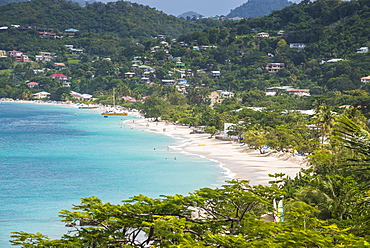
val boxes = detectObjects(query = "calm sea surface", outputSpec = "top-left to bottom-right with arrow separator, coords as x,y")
0,102 -> 228,247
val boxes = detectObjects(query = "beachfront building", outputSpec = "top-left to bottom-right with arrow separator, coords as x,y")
33,91 -> 50,99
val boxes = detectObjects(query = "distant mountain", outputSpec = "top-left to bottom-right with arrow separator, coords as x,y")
227,0 -> 293,18
178,11 -> 203,19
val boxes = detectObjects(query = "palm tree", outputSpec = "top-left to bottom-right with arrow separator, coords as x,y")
332,115 -> 370,163
312,103 -> 337,145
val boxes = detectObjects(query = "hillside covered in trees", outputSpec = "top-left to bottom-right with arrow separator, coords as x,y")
0,0 -> 205,38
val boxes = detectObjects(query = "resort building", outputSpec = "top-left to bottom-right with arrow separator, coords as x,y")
33,91 -> 50,99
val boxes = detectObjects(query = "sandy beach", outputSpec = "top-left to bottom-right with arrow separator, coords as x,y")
125,117 -> 309,185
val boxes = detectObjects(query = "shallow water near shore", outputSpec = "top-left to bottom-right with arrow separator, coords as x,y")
0,102 -> 227,246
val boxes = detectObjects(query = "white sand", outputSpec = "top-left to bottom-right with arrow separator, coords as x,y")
126,117 -> 309,185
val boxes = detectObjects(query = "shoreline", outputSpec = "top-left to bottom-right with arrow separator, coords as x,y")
5,99 -> 308,185
125,118 -> 309,185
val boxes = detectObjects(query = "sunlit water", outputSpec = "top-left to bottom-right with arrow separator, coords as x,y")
0,102 -> 228,247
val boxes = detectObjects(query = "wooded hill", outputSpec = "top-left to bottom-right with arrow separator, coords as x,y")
227,0 -> 293,18
0,0 -> 204,38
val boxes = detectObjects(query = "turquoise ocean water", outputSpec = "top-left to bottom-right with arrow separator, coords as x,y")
0,102 -> 228,247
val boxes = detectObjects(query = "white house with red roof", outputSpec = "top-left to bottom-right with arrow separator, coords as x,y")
49,73 -> 68,82
7,50 -> 23,57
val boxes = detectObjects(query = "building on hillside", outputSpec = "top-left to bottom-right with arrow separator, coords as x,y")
141,77 -> 150,84
357,47 -> 369,53
49,74 -> 68,82
7,50 -> 23,57
265,63 -> 284,73
289,43 -> 307,49
124,72 -> 136,78
176,62 -> 185,68
256,32 -> 269,38
27,82 -> 39,88
325,58 -> 343,63
39,32 -> 56,37
54,63 -> 65,70
71,48 -> 83,54
209,90 -> 235,107
33,91 -> 50,99
0,50 -> 6,57
212,71 -> 221,78
286,88 -> 310,96
35,52 -> 55,62
265,86 -> 294,96
361,76 -> 370,83
277,30 -> 285,36
62,82 -> 71,87
65,28 -> 79,33
161,79 -> 176,85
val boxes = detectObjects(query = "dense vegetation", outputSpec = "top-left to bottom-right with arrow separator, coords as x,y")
0,0 -> 204,38
2,0 -> 370,246
227,0 -> 293,18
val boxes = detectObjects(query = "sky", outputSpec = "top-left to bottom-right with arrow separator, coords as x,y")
130,0 -> 252,17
